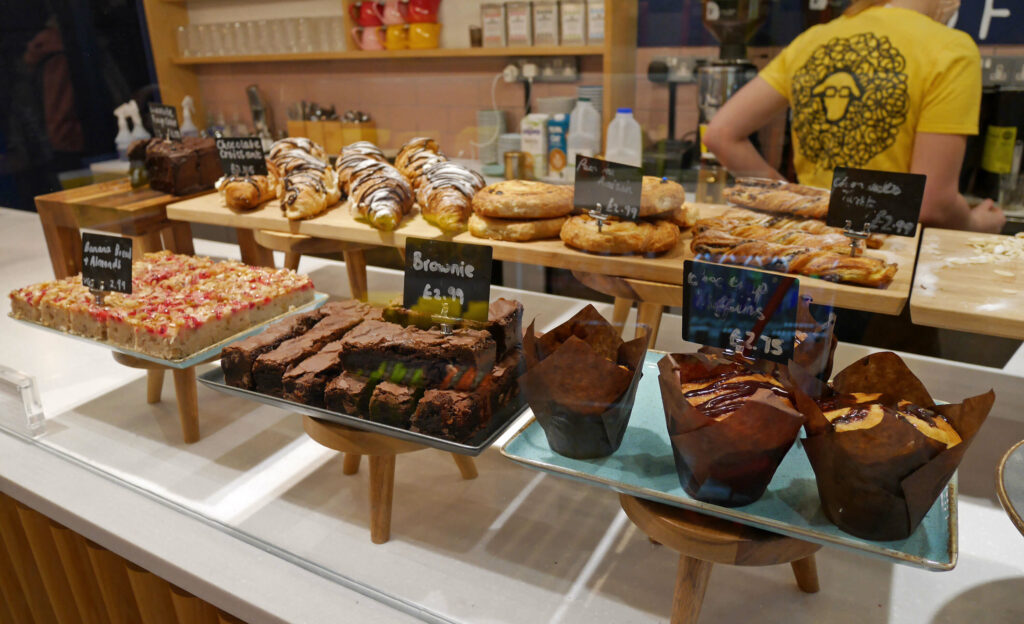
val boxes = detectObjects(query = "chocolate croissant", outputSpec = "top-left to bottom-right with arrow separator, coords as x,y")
396,137 -> 446,187
269,137 -> 327,163
416,160 -> 486,233
336,143 -> 386,190
347,160 -> 414,231
268,138 -> 339,220
691,229 -> 898,288
216,169 -> 277,211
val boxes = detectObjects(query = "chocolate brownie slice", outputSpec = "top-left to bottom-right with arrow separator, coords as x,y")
410,348 -> 524,442
221,310 -> 322,388
340,323 -> 496,388
282,340 -> 346,406
319,299 -> 383,321
486,298 -> 523,358
253,312 -> 363,396
367,382 -> 420,427
324,372 -> 374,415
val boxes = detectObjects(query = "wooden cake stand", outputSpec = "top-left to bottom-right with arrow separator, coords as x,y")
619,494 -> 821,624
302,416 -> 478,544
111,353 -> 209,444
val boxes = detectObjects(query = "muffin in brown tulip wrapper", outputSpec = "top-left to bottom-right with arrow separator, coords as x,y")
658,352 -> 805,507
791,352 -> 994,541
520,305 -> 647,459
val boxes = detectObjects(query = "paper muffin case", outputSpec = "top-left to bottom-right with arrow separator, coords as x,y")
519,305 -> 647,459
790,352 -> 995,541
657,353 -> 805,508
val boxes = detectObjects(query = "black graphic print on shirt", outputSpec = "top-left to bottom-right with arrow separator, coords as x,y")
792,33 -> 910,169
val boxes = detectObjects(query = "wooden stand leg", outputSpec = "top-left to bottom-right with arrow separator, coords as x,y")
146,370 -> 164,404
671,554 -> 712,624
612,297 -> 632,336
451,454 -> 478,480
284,252 -> 301,272
635,301 -> 664,346
236,229 -> 275,267
172,368 -> 200,444
368,455 -> 396,544
790,555 -> 820,593
343,250 -> 368,301
162,222 -> 195,256
343,453 -> 362,475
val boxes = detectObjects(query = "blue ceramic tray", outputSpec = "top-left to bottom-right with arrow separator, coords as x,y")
501,351 -> 957,571
11,293 -> 327,370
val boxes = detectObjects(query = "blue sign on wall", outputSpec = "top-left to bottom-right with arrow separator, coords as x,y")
638,0 -> 1023,48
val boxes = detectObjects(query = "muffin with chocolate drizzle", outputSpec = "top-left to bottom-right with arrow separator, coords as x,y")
658,353 -> 805,507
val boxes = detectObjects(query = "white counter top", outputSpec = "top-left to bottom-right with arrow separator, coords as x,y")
2,208 -> 1023,623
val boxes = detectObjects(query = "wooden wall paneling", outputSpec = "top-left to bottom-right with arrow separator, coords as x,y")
0,494 -> 60,624
125,561 -> 180,624
86,540 -> 145,624
141,0 -> 206,128
0,522 -> 34,624
50,522 -> 108,624
15,503 -> 81,624
602,0 -> 639,150
170,584 -> 221,624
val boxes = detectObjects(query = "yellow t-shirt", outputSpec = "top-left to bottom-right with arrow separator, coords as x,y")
760,6 -> 981,189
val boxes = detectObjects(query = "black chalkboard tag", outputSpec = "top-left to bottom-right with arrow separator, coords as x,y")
148,103 -> 182,141
826,167 -> 924,237
573,155 -> 644,222
403,238 -> 492,323
682,260 -> 800,364
81,233 -> 133,295
215,137 -> 268,177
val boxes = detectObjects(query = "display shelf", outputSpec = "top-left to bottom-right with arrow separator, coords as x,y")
911,227 -> 1024,339
171,45 -> 604,65
165,195 -> 919,315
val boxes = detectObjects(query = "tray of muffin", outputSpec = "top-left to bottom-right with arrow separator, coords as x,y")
501,306 -> 996,571
199,297 -> 529,455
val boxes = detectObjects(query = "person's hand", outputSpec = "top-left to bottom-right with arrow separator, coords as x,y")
968,199 -> 1006,233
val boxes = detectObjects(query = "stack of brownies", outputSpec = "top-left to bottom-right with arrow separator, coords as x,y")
221,298 -> 524,442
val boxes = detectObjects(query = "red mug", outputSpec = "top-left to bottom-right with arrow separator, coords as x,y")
407,0 -> 441,23
349,1 -> 383,27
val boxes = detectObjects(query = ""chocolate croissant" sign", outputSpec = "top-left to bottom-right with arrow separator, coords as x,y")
215,137 -> 268,177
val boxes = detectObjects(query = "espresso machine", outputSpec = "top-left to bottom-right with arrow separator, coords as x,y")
695,0 -> 771,202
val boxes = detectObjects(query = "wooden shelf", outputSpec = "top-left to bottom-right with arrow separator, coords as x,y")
171,45 -> 604,65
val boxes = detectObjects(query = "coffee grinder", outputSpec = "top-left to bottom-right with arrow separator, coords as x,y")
696,0 -> 770,202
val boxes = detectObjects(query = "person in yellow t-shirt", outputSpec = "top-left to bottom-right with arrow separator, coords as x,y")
703,0 -> 1005,233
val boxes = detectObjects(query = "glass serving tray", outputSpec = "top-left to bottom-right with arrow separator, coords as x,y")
501,350 -> 957,571
198,367 -> 529,456
10,293 -> 328,369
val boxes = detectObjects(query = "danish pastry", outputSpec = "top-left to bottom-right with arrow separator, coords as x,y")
473,180 -> 574,219
468,213 -> 567,242
560,214 -> 680,255
639,176 -> 686,217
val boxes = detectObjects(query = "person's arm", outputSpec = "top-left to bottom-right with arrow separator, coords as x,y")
702,77 -> 790,180
910,132 -> 1005,233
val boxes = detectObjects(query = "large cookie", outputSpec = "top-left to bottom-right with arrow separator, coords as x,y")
560,214 -> 680,255
473,180 -> 575,219
468,213 -> 567,242
639,176 -> 686,217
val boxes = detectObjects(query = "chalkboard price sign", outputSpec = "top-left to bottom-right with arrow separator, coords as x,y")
826,167 -> 925,237
148,103 -> 181,141
81,233 -> 133,294
682,260 -> 800,364
403,238 -> 492,322
215,137 -> 268,177
573,155 -> 644,222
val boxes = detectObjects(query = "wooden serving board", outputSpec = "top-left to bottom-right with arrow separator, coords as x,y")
165,195 -> 918,315
911,228 -> 1024,339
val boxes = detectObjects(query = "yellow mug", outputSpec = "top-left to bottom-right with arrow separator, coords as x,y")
385,24 -> 408,50
408,22 -> 441,49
